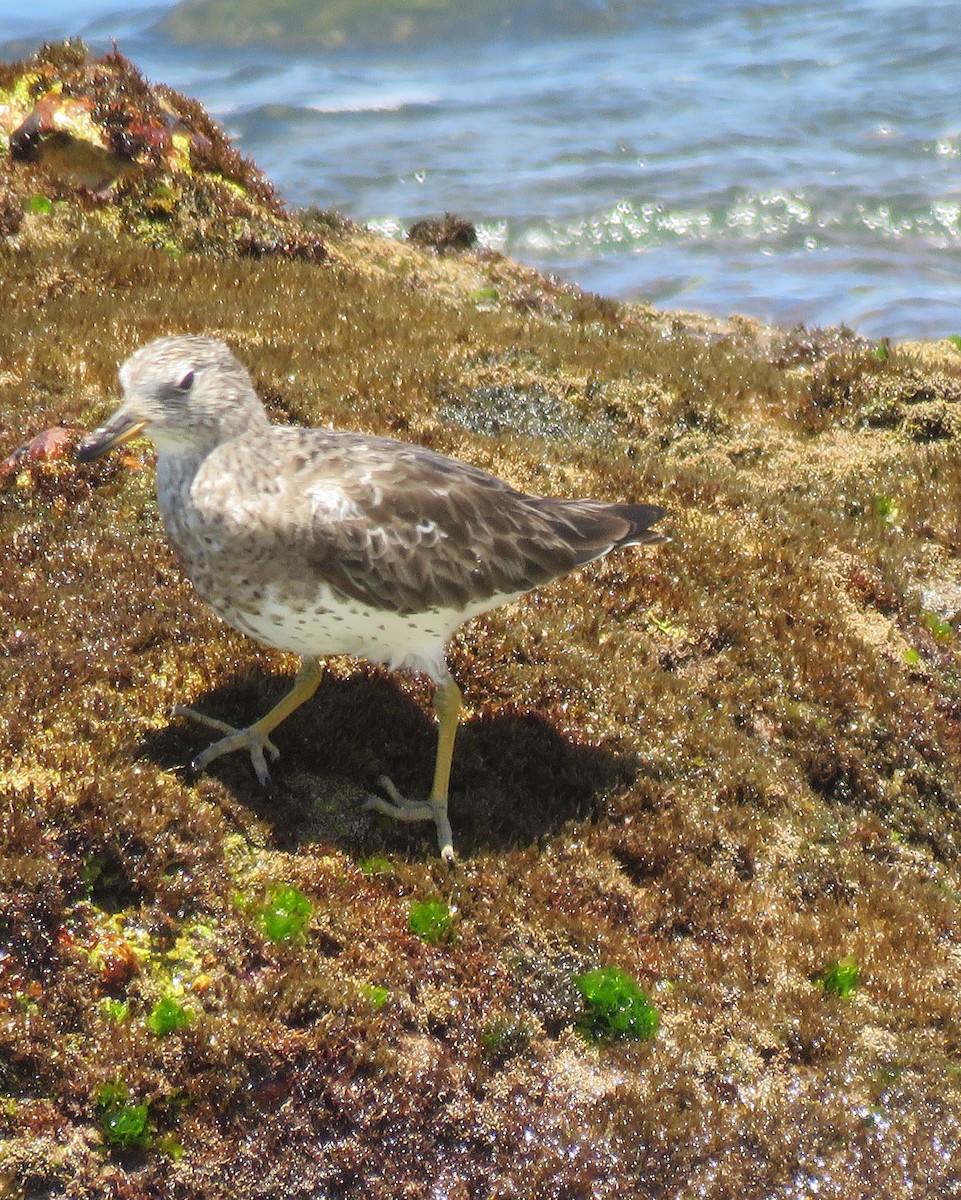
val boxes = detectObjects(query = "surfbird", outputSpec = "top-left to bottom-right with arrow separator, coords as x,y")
77,335 -> 667,861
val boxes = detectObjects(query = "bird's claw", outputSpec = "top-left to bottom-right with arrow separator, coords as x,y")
173,704 -> 280,786
363,775 -> 456,865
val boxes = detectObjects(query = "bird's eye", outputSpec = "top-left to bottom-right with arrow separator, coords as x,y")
176,369 -> 195,392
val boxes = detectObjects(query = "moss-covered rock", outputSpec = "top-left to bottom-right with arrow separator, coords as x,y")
2,40 -> 961,1200
0,41 -> 325,261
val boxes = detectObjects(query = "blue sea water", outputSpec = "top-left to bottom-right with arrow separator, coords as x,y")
3,1 -> 961,338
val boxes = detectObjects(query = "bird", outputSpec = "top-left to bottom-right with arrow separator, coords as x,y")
76,335 -> 667,862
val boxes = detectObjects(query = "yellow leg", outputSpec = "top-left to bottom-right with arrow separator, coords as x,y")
174,656 -> 323,786
364,677 -> 463,864
427,678 -> 462,863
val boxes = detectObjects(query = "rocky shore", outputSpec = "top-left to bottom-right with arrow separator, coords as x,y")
2,42 -> 961,1200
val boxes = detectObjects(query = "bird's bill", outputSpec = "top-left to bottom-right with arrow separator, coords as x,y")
75,409 -> 147,462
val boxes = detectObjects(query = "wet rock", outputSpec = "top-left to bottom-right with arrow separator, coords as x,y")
408,213 -> 477,253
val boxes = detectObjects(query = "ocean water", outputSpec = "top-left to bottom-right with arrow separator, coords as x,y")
4,0 -> 961,338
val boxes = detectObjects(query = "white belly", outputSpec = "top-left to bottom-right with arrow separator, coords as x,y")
215,583 -> 522,683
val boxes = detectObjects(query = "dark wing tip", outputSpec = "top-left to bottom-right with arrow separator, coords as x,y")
608,503 -> 668,547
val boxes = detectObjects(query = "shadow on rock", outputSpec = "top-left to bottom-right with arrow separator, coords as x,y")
136,667 -> 635,858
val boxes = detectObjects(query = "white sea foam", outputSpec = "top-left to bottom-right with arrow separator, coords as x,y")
305,89 -> 441,114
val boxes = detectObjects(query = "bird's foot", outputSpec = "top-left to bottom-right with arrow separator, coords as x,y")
363,775 -> 456,865
172,704 -> 280,787
364,775 -> 434,822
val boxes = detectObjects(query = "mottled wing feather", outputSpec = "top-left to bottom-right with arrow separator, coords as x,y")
194,427 -> 665,616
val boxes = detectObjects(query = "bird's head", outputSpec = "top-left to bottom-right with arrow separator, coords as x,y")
77,335 -> 268,462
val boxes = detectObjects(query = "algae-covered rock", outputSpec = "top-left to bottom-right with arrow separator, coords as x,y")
0,40 -> 325,261
2,39 -> 961,1200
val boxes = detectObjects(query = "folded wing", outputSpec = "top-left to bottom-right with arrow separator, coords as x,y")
196,428 -> 666,616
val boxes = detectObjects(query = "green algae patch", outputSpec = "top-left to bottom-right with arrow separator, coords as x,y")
359,983 -> 389,1010
99,998 -> 130,1023
873,493 -> 899,525
357,853 -> 393,876
95,1084 -> 183,1158
922,611 -> 954,644
146,995 -> 192,1036
96,1083 -> 151,1150
255,883 -> 313,943
575,966 -> 660,1042
816,956 -> 861,999
408,898 -> 456,944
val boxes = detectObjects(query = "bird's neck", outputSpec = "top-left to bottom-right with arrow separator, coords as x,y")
155,445 -> 207,509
